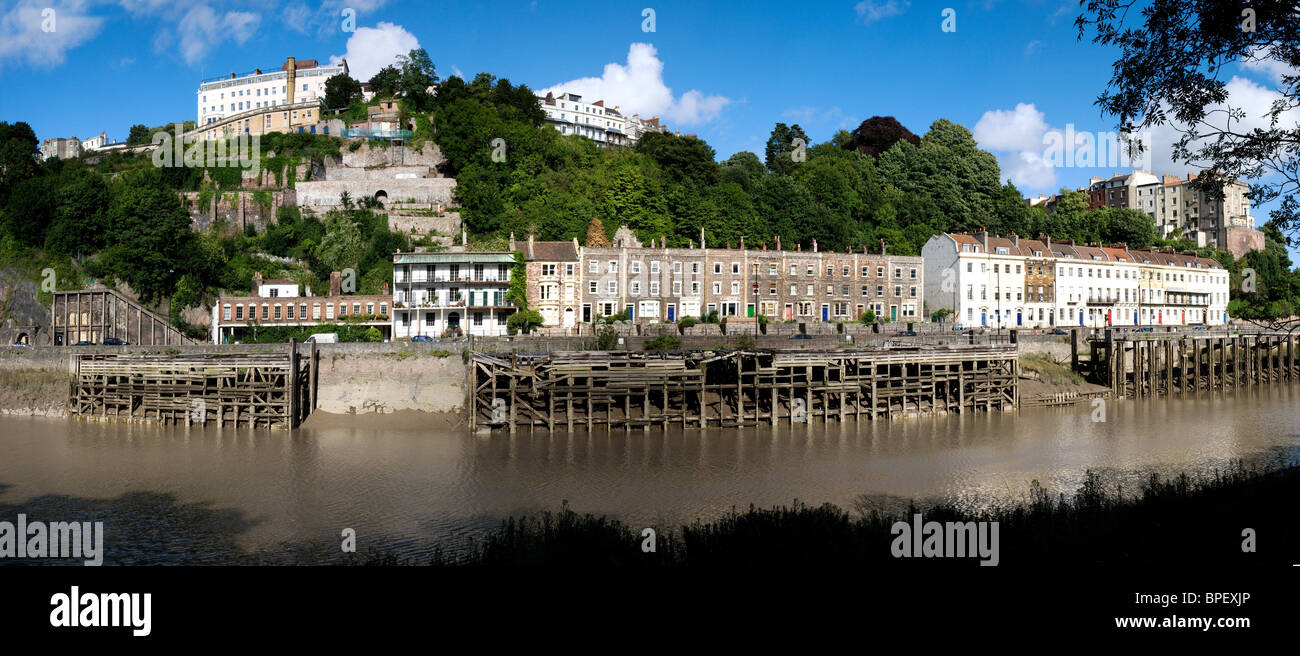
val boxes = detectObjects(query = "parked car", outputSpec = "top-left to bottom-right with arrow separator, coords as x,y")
1050,328 -> 1069,335
411,335 -> 437,343
1137,327 -> 1154,333
305,333 -> 338,344
73,341 -> 94,346
896,330 -> 918,337
789,333 -> 812,340
1193,325 -> 1209,331
102,337 -> 130,345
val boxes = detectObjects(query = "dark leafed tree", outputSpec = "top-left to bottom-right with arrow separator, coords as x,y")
764,122 -> 809,175
1077,0 -> 1300,241
846,116 -> 920,157
367,65 -> 401,99
126,124 -> 151,146
324,73 -> 363,109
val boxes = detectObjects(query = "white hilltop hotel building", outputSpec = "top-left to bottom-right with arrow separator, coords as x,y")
197,57 -> 346,127
537,91 -> 671,147
923,230 -> 1229,330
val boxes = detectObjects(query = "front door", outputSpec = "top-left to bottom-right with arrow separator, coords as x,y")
821,305 -> 829,322
667,304 -> 676,321
626,304 -> 634,321
890,305 -> 897,322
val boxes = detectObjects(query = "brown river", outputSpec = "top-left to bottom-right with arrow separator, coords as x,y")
1,385 -> 1298,564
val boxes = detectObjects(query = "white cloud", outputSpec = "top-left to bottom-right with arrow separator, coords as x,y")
1024,40 -> 1041,56
975,103 -> 1057,188
170,5 -> 259,65
0,0 -> 103,70
329,21 -> 420,82
974,103 -> 1049,152
539,42 -> 731,127
144,3 -> 261,65
1144,75 -> 1300,178
855,0 -> 909,24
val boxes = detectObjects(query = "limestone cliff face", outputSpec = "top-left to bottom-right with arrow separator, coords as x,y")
0,270 -> 49,346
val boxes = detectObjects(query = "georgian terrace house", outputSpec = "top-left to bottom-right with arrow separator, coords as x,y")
568,230 -> 923,326
922,229 -> 1228,329
212,271 -> 391,343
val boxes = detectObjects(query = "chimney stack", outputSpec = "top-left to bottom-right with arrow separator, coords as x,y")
812,238 -> 818,253
285,57 -> 296,104
527,234 -> 535,259
329,270 -> 343,296
509,232 -> 516,251
739,235 -> 744,250
1009,232 -> 1018,247
252,271 -> 263,296
775,235 -> 781,251
879,239 -> 887,256
1038,232 -> 1051,249
976,227 -> 988,250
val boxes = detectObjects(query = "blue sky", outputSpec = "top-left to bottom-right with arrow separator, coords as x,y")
2,0 -> 1294,256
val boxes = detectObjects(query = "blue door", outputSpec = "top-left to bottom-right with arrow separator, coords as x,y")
1017,311 -> 1022,326
980,312 -> 986,326
821,306 -> 829,322
1078,311 -> 1084,326
667,305 -> 675,321
626,304 -> 634,320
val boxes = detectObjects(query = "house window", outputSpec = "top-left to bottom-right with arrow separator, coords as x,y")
589,281 -> 598,294
630,262 -> 641,274
608,281 -> 618,294
631,282 -> 641,295
589,260 -> 599,273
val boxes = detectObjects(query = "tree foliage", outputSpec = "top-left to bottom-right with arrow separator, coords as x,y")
1077,0 -> 1300,240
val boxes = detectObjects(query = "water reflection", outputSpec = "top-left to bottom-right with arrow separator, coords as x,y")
0,385 -> 1296,563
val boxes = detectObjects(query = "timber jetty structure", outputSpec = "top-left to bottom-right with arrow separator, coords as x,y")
469,346 -> 1018,433
68,342 -> 316,429
1085,331 -> 1300,399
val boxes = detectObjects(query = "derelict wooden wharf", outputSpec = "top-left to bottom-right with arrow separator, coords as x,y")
69,341 -> 316,429
469,345 -> 1018,433
1087,331 -> 1300,399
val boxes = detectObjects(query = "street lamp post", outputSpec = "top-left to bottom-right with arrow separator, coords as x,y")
996,264 -> 1003,342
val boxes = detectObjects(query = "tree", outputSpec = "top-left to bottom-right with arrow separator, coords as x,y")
0,121 -> 40,205
314,211 -> 365,273
396,48 -> 439,111
368,65 -> 401,99
846,116 -> 921,157
507,309 -> 544,334
126,124 -> 151,146
1077,0 -> 1300,240
324,73 -> 363,109
102,183 -> 192,301
764,122 -> 809,175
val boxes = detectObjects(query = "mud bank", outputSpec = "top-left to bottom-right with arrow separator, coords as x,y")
314,349 -> 467,416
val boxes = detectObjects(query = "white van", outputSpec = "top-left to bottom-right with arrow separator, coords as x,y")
305,333 -> 338,344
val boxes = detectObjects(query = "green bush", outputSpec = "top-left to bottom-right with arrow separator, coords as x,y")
645,334 -> 680,350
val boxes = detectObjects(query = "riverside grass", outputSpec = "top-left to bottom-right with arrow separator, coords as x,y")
341,458 -> 1300,567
